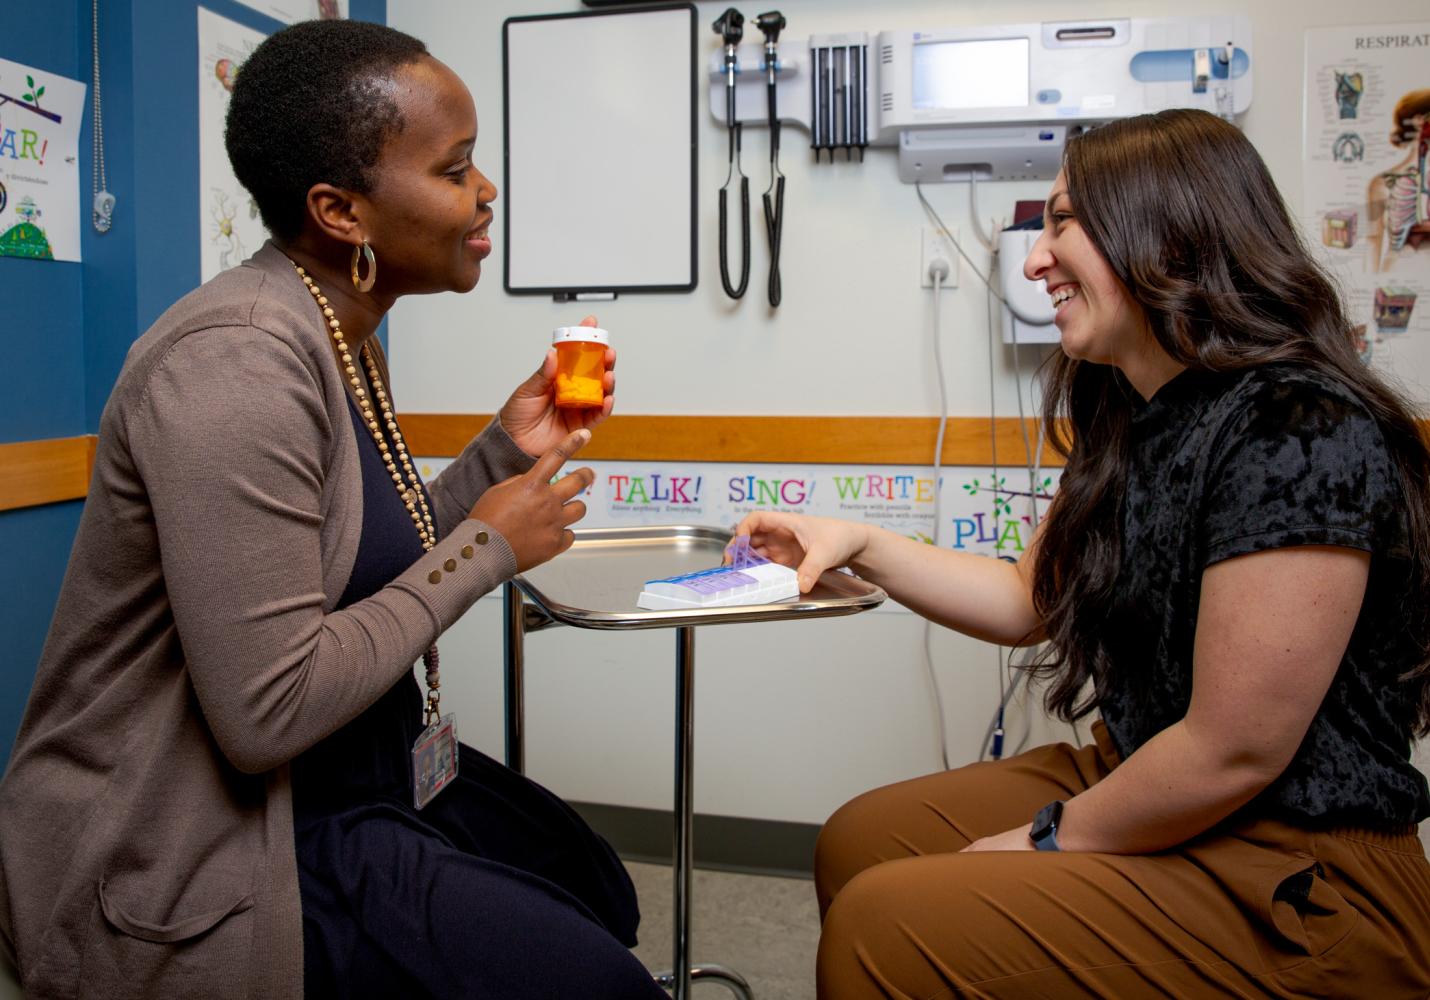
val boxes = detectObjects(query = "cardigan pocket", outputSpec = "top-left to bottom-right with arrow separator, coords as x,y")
77,874 -> 256,1000
97,877 -> 253,943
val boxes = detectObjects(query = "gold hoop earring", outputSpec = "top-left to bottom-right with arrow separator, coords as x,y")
351,239 -> 376,293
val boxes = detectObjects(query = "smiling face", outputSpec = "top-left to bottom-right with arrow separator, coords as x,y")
1024,170 -> 1153,368
355,56 -> 496,295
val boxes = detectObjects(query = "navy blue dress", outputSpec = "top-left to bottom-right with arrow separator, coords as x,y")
292,399 -> 665,999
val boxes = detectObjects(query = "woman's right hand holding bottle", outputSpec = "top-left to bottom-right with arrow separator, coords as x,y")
469,428 -> 594,572
730,512 -> 872,593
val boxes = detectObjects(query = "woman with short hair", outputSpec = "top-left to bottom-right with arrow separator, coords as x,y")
0,19 -> 665,1000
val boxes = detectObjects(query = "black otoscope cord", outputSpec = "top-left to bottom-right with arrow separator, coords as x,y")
756,11 -> 786,308
764,124 -> 784,308
720,127 -> 751,299
714,8 -> 750,300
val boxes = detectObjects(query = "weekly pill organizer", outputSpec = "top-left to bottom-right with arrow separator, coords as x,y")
636,536 -> 800,611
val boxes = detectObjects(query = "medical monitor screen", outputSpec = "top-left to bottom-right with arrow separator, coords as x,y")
912,38 -> 1030,110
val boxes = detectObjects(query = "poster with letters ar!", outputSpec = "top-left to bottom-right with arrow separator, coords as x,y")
1303,24 -> 1429,380
0,58 -> 86,262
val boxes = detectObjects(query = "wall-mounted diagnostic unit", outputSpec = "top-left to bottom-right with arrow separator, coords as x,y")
708,15 -> 1252,183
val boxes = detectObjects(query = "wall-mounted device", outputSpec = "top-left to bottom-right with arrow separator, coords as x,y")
810,32 -> 869,161
882,18 -> 1250,183
707,15 -> 1253,182
755,9 -> 788,308
997,225 -> 1058,345
713,7 -> 752,301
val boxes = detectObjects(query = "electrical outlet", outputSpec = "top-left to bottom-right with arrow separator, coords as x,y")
921,226 -> 959,289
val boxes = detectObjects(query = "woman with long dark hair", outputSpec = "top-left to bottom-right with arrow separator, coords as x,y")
736,109 -> 1430,997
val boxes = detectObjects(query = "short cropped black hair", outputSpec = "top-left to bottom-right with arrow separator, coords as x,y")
225,20 -> 428,242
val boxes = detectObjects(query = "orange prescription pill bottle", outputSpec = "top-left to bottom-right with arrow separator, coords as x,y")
552,326 -> 609,409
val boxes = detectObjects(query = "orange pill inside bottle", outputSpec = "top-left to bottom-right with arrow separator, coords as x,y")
552,326 -> 609,410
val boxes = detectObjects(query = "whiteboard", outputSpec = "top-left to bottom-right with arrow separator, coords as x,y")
502,4 -> 697,296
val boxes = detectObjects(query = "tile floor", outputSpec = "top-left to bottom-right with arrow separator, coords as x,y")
625,862 -> 820,1000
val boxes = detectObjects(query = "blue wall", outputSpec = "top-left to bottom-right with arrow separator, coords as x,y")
2,0 -> 385,768
0,0 -> 87,775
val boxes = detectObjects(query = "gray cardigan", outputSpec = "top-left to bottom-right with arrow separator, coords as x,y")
0,243 -> 534,999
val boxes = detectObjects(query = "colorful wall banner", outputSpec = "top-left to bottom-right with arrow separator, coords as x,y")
417,457 -> 1060,574
0,59 -> 86,262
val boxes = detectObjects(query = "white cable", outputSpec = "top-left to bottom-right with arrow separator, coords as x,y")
921,181 -> 1053,328
968,174 -> 994,252
980,645 -> 1044,761
996,246 -> 1074,749
924,264 -> 953,771
999,249 -> 1089,752
995,266 -> 1044,528
982,255 -> 1009,760
968,174 -> 1008,256
1032,380 -> 1048,526
914,182 -> 1022,766
915,184 -> 1066,764
916,181 -> 1008,308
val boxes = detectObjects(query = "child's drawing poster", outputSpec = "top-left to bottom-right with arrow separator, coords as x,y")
0,59 -> 86,262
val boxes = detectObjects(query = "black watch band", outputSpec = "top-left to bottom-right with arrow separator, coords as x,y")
1030,799 -> 1064,852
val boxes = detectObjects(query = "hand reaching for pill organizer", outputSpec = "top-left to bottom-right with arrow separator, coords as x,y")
636,535 -> 800,610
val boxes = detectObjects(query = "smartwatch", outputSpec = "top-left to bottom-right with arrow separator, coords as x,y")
1029,800 -> 1064,851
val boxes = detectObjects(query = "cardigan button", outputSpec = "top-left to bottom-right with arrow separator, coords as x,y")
444,558 -> 457,572
428,570 -> 442,585
460,546 -> 474,559
475,531 -> 489,546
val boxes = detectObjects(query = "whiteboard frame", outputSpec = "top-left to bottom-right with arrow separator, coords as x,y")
501,3 -> 698,297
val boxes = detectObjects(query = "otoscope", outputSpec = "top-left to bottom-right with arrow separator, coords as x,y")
713,8 -> 751,300
755,10 -> 786,308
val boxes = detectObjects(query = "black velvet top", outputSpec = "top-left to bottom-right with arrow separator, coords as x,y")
1097,364 -> 1430,828
291,396 -> 433,819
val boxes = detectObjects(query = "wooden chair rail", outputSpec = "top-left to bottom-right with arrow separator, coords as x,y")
10,417 -> 1430,512
0,436 -> 96,512
399,413 -> 1068,467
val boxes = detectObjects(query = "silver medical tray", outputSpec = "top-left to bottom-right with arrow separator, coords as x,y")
513,524 -> 886,630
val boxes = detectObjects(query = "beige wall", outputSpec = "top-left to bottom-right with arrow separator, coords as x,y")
389,0 -> 1430,827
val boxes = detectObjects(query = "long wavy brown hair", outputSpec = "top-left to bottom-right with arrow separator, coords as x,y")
1029,109 -> 1430,735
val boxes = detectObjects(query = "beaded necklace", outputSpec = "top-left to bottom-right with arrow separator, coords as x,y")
292,260 -> 443,725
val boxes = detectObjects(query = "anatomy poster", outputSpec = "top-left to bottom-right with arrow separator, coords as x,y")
198,8 -> 269,282
1303,24 -> 1429,375
231,0 -> 346,25
0,59 -> 86,262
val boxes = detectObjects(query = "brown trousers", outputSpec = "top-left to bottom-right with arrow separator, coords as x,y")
815,723 -> 1430,999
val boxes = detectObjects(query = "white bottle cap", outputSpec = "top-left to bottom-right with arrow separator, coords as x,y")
552,326 -> 610,345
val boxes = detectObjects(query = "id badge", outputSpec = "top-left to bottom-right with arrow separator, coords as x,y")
411,714 -> 458,810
